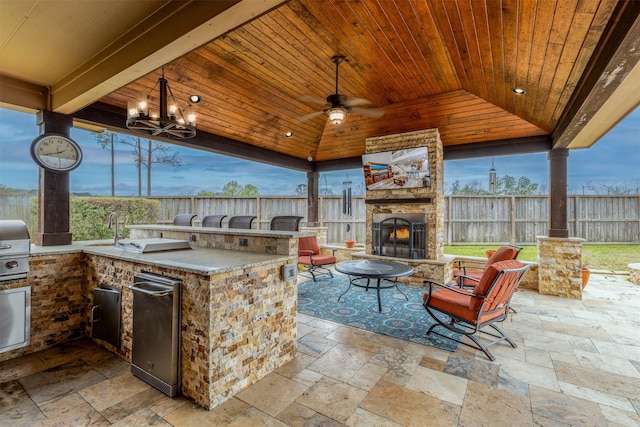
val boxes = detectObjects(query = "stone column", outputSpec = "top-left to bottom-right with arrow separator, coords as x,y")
537,236 -> 585,299
299,226 -> 327,246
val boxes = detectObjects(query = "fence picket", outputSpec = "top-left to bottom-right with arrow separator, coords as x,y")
2,195 -> 638,244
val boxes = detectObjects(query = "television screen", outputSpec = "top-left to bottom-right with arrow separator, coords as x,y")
362,146 -> 430,190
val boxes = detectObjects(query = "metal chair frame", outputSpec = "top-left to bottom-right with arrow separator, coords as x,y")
423,261 -> 530,361
270,216 -> 303,231
453,244 -> 522,287
228,215 -> 257,229
201,215 -> 227,228
298,236 -> 336,282
173,214 -> 197,226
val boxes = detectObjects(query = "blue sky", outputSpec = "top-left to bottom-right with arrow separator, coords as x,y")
0,106 -> 638,196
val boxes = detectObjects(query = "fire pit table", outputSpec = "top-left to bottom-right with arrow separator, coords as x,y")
335,259 -> 413,312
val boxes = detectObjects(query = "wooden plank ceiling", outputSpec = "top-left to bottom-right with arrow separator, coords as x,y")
32,1 -> 640,166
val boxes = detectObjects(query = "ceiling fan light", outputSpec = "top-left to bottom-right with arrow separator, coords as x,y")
327,107 -> 346,124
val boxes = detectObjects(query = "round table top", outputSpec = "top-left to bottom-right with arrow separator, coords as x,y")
335,259 -> 414,278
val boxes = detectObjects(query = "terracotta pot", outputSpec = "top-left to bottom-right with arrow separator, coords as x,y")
582,267 -> 590,289
344,240 -> 356,248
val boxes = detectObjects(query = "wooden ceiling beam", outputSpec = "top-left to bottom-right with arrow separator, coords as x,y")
552,0 -> 640,148
313,135 -> 553,172
73,102 -> 313,173
51,0 -> 287,115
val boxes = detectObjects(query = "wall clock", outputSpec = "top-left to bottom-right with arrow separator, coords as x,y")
30,133 -> 83,172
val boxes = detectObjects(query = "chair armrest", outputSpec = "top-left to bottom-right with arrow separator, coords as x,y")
423,279 -> 479,305
453,260 -> 486,270
452,273 -> 481,288
298,249 -> 314,256
423,279 -> 476,295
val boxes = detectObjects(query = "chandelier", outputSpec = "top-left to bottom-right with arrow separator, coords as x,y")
126,67 -> 199,139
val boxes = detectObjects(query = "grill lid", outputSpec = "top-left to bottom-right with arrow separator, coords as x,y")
0,220 -> 30,241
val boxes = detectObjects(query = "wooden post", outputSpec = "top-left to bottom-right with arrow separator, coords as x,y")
306,171 -> 319,226
35,111 -> 73,246
548,149 -> 569,238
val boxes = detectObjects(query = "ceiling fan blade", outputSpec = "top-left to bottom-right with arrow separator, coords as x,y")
296,110 -> 325,122
351,107 -> 385,118
297,95 -> 328,106
344,97 -> 372,107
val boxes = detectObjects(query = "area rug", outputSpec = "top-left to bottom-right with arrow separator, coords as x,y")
297,273 -> 460,351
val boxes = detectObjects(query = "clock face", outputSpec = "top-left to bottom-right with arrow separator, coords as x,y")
30,134 -> 83,172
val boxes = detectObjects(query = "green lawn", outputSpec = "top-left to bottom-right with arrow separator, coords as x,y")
444,244 -> 640,271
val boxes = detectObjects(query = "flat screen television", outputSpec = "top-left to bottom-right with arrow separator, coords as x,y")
362,146 -> 430,190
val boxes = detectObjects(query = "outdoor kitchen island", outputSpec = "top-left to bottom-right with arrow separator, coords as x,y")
0,224 -> 300,411
82,224 -> 300,409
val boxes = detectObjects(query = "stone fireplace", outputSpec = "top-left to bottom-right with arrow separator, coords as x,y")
364,128 -> 444,260
353,128 -> 453,284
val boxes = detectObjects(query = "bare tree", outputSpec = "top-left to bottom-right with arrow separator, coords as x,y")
94,130 -> 117,196
95,130 -> 181,196
129,138 -> 181,196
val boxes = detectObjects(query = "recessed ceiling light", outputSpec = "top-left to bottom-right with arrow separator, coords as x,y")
307,156 -> 313,162
189,95 -> 202,103
285,131 -> 293,137
512,88 -> 526,95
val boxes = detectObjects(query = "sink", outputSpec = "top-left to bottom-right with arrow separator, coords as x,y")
114,238 -> 191,253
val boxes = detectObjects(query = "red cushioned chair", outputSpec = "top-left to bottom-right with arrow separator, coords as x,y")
453,244 -> 522,287
423,260 -> 530,361
298,236 -> 336,282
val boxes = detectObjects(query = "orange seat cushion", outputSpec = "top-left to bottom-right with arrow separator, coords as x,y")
423,288 -> 504,324
474,259 -> 524,308
299,236 -> 321,255
484,245 -> 519,267
454,245 -> 519,286
298,254 -> 336,266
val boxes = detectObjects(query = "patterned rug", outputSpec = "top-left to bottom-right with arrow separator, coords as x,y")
297,273 -> 460,351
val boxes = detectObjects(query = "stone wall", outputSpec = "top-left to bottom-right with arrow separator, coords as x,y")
85,254 -> 296,409
0,252 -> 85,363
129,227 -> 297,256
537,236 -> 585,299
365,129 -> 445,261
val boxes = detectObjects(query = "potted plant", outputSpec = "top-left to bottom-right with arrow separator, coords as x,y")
344,223 -> 356,248
581,265 -> 590,289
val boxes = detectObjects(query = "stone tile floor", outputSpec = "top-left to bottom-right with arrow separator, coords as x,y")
1,272 -> 639,426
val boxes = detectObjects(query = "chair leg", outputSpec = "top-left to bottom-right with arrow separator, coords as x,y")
423,307 -> 515,361
489,323 -> 517,348
301,264 -> 334,282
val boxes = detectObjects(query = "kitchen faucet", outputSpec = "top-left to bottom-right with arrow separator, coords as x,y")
107,212 -> 121,244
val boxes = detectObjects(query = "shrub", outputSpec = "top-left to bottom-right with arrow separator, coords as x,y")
30,197 -> 161,241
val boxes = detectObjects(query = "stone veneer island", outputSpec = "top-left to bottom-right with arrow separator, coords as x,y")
0,224 -> 302,410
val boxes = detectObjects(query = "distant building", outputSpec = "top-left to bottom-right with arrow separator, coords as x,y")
489,161 -> 497,194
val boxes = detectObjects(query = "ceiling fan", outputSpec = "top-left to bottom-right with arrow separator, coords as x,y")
298,55 -> 384,125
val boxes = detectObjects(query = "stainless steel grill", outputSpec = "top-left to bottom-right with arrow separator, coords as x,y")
0,220 -> 31,282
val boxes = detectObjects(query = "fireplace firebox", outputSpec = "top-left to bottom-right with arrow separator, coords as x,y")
372,214 -> 427,259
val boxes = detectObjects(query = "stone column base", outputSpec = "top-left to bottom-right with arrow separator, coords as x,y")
537,236 -> 585,299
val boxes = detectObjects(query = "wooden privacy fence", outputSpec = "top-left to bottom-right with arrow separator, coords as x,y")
150,195 -> 640,244
2,195 -> 639,244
